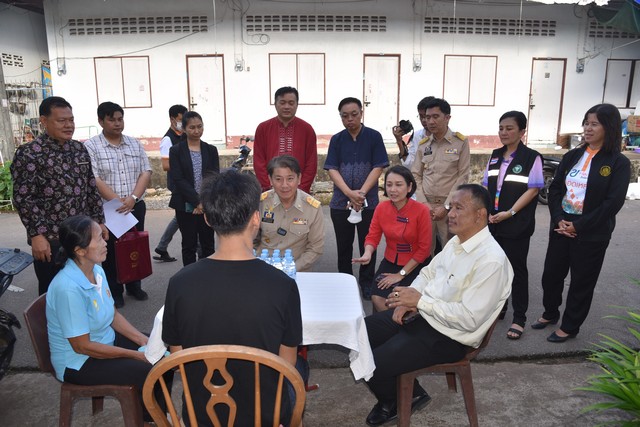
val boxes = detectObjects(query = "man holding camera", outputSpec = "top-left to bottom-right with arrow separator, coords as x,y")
411,98 -> 470,256
393,96 -> 435,169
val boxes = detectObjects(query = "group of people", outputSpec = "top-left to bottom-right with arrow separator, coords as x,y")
9,88 -> 630,425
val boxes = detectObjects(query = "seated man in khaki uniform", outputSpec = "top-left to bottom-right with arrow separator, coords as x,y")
256,155 -> 324,272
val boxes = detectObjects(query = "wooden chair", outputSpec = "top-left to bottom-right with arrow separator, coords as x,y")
396,319 -> 499,427
23,294 -> 143,427
142,344 -> 306,427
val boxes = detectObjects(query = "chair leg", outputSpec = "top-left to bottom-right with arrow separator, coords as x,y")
396,374 -> 415,427
459,371 -> 479,427
59,388 -> 73,427
91,396 -> 104,415
113,387 -> 144,427
446,372 -> 457,392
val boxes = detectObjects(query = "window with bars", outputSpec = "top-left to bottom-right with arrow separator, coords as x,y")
424,17 -> 556,37
246,15 -> 386,32
68,16 -> 208,36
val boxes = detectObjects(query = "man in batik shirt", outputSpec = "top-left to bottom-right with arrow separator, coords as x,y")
11,96 -> 106,295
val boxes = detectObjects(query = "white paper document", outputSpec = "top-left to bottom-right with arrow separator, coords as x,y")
103,198 -> 139,238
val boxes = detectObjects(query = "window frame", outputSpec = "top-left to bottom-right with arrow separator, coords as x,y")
268,53 -> 326,105
93,55 -> 152,108
603,58 -> 640,109
443,54 -> 498,107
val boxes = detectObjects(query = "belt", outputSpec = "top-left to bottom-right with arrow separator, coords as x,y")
425,196 -> 447,204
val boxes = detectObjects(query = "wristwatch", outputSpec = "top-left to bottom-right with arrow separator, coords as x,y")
510,209 -> 516,216
131,194 -> 140,203
399,269 -> 407,276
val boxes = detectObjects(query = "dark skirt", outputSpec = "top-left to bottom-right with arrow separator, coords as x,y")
371,257 -> 430,298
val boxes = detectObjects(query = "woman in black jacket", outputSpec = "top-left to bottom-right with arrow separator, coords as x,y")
169,111 -> 220,266
533,104 -> 630,343
483,111 -> 543,340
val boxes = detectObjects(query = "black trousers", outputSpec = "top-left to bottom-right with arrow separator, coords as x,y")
330,208 -> 376,290
540,232 -> 609,335
102,201 -> 146,298
365,310 -> 466,403
32,240 -> 62,295
64,332 -> 172,422
494,235 -> 531,327
175,210 -> 215,266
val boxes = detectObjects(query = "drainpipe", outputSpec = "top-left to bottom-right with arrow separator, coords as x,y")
0,65 -> 16,163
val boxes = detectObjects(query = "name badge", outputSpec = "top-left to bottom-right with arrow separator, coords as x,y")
277,227 -> 287,236
262,210 -> 274,223
445,148 -> 458,154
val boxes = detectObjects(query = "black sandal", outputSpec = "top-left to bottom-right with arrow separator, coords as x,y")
507,327 -> 524,340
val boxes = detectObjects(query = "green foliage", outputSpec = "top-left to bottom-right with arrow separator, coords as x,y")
0,161 -> 13,209
577,279 -> 640,426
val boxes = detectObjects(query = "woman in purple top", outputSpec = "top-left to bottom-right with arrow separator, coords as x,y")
324,97 -> 390,300
483,111 -> 543,340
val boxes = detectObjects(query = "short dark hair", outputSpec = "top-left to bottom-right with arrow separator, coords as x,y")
499,111 -> 527,130
39,96 -> 72,117
424,98 -> 451,115
181,111 -> 203,129
274,86 -> 299,102
457,184 -> 491,216
267,155 -> 301,177
97,101 -> 124,120
200,170 -> 261,236
582,103 -> 622,154
417,96 -> 436,112
338,97 -> 362,111
383,165 -> 417,198
57,215 -> 95,264
169,104 -> 188,119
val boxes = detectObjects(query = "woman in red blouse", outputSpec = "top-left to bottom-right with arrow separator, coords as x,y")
353,165 -> 432,312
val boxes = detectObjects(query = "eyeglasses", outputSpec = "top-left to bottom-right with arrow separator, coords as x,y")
340,111 -> 362,119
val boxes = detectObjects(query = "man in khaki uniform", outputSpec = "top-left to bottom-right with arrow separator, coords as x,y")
256,155 -> 324,272
411,98 -> 470,256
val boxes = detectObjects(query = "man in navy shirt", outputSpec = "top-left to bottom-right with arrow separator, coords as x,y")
324,97 -> 389,299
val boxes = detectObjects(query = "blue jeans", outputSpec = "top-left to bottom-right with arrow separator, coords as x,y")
156,215 -> 179,252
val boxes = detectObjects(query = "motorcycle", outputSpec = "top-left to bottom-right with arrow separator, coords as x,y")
229,136 -> 253,172
0,248 -> 33,381
538,156 -> 560,205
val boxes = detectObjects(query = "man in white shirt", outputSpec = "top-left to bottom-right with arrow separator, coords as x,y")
85,102 -> 153,308
392,96 -> 434,169
363,184 -> 513,426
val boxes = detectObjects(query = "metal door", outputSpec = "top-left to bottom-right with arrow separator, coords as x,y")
363,55 -> 400,142
527,59 -> 566,146
186,55 -> 227,147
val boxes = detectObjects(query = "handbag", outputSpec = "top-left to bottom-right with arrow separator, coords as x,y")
114,230 -> 152,284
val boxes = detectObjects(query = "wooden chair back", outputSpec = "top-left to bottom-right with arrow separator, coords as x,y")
143,344 -> 306,427
23,293 -> 55,374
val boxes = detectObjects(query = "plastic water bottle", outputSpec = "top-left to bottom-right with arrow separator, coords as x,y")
283,254 -> 297,280
259,249 -> 270,265
272,249 -> 281,260
271,256 -> 284,271
284,249 -> 292,258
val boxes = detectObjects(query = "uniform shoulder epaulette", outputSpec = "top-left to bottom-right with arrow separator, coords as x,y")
260,191 -> 270,201
305,195 -> 321,209
418,136 -> 430,146
455,132 -> 466,141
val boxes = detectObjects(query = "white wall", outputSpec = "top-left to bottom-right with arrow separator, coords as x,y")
41,0 -> 640,144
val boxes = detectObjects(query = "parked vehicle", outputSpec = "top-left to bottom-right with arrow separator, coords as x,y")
538,156 -> 561,205
0,248 -> 33,381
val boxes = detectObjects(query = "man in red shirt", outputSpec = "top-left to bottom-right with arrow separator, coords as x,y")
253,86 -> 318,193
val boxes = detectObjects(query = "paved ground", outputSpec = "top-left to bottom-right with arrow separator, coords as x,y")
1,200 -> 639,425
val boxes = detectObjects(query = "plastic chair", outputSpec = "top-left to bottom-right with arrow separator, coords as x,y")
396,318 -> 499,427
143,344 -> 306,427
23,294 -> 143,427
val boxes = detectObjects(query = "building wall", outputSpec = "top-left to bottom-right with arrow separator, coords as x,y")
41,0 -> 639,149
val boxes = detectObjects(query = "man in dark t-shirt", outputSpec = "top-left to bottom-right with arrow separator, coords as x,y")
162,171 -> 303,426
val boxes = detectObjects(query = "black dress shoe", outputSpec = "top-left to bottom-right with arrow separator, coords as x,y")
153,249 -> 177,262
547,331 -> 577,343
531,317 -> 559,330
113,294 -> 125,308
366,401 -> 397,426
126,288 -> 149,301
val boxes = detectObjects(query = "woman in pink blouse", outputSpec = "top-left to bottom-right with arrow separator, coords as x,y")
353,165 -> 432,312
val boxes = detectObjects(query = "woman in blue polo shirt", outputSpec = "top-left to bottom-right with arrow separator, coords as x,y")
324,97 -> 390,300
46,215 -> 167,422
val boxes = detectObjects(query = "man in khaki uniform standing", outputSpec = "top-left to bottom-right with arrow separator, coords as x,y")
411,98 -> 470,256
256,155 -> 324,272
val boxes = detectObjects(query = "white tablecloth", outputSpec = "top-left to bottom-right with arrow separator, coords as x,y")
145,272 -> 376,381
